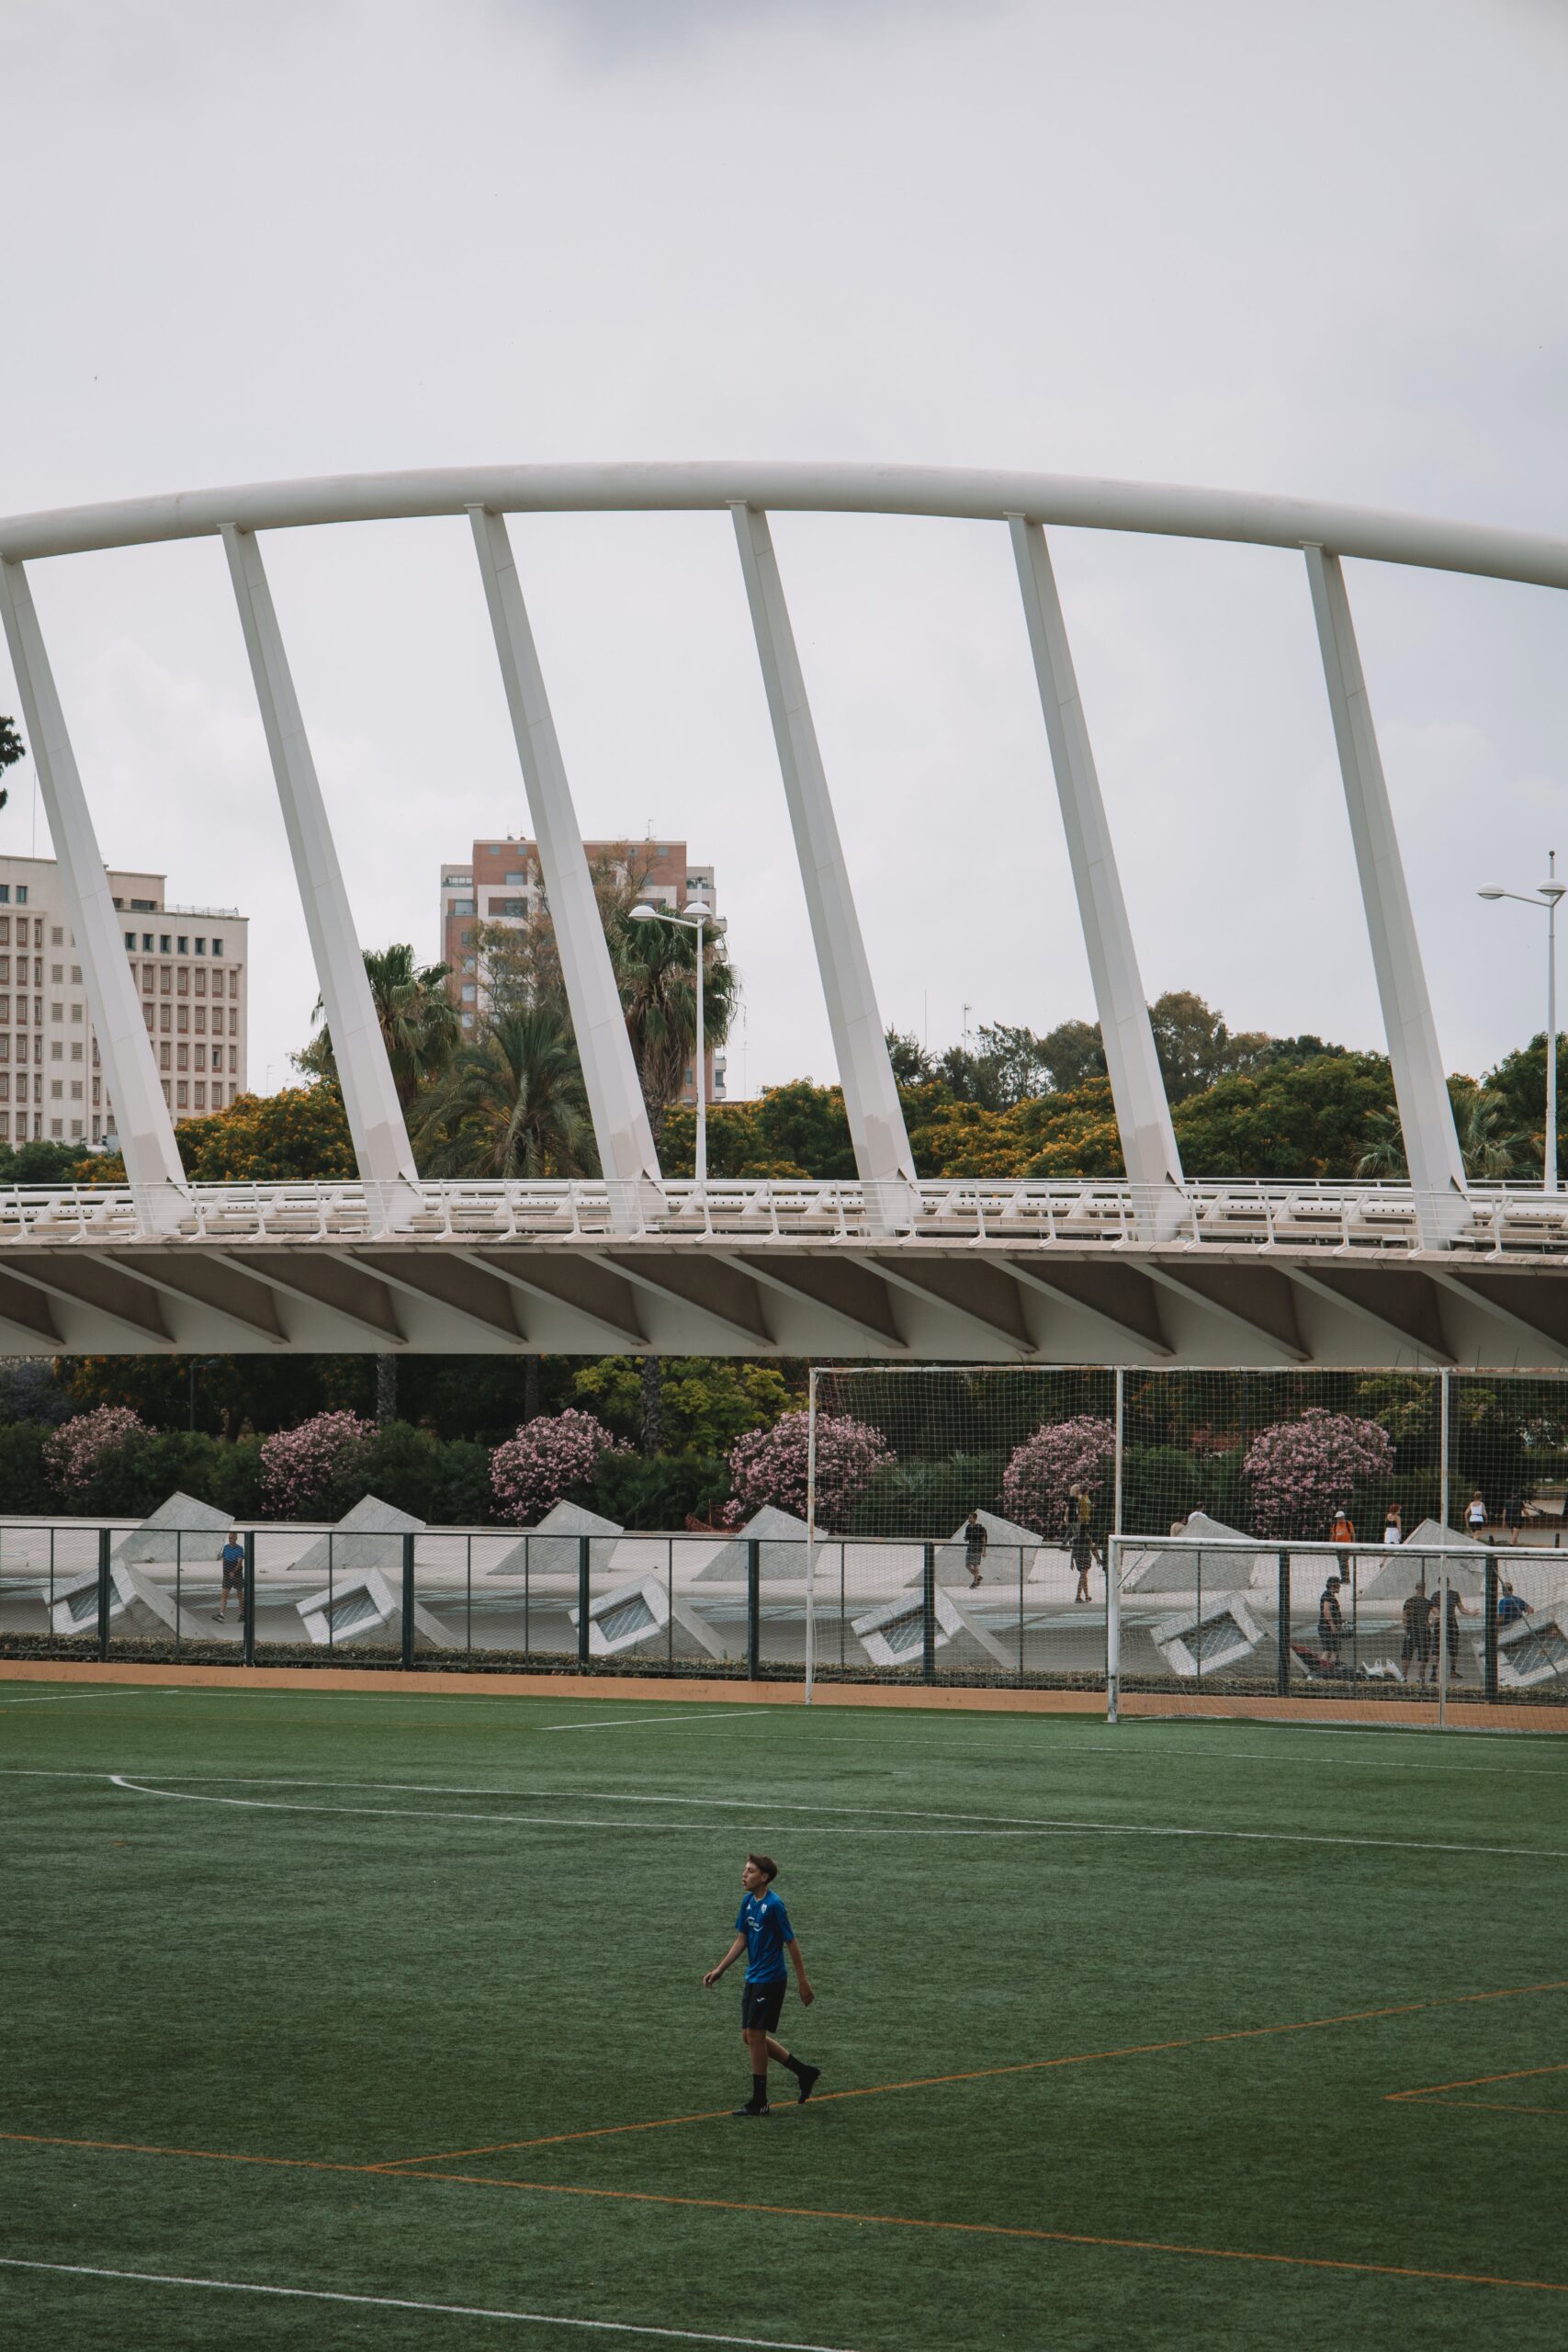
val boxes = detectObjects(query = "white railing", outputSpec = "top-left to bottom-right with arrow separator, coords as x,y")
0,1177 -> 1565,1258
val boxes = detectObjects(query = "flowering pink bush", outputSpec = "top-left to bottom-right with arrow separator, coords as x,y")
44,1407 -> 150,1495
491,1409 -> 628,1524
1001,1415 -> 1116,1534
727,1410 -> 894,1528
1244,1409 -> 1394,1536
261,1411 -> 376,1516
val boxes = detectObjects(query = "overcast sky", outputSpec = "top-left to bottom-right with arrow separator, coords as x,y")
2,0 -> 1565,1104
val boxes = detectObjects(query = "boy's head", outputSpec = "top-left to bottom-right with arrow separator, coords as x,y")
741,1853 -> 778,1893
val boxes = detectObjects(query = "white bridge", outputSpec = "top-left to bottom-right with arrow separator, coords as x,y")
3,462 -> 1565,1368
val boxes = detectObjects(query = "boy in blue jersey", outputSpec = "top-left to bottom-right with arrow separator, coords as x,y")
703,1853 -> 819,2117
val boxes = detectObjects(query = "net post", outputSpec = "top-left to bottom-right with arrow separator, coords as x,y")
1438,1565 -> 1450,1731
1113,1369 -> 1124,1541
921,1541 -> 937,1685
1277,1549 -> 1291,1695
805,1366 -> 818,1706
577,1535 -> 591,1668
400,1530 -> 415,1670
96,1524 -> 110,1661
1438,1369 -> 1450,1531
1483,1548 -> 1499,1702
747,1538 -> 761,1681
242,1530 -> 255,1668
1105,1534 -> 1120,1723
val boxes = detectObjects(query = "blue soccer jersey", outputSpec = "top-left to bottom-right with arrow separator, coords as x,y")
735,1888 -> 794,1984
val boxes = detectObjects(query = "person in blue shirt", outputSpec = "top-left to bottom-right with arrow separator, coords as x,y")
214,1532 -> 245,1625
1496,1582 -> 1532,1629
703,1853 -> 818,2117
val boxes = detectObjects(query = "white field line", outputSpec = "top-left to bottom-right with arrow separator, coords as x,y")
100,1773 -> 1568,1860
0,2257 -> 858,2349
0,1691 -> 154,1706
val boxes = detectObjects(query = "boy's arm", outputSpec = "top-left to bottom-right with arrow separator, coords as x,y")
788,1936 -> 815,2006
703,1934 -> 747,1989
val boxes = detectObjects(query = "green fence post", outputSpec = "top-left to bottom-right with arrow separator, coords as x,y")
747,1538 -> 761,1680
578,1535 -> 591,1668
243,1530 -> 256,1668
1276,1550 -> 1290,1696
922,1542 -> 937,1685
401,1531 -> 415,1670
96,1525 -> 111,1661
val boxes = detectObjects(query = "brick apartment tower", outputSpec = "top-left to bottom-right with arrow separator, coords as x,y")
439,836 -> 724,1104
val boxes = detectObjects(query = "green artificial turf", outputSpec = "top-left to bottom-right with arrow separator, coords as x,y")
2,1680 -> 1565,2351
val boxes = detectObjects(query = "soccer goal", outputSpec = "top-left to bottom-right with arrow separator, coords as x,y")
805,1363 -> 1568,1728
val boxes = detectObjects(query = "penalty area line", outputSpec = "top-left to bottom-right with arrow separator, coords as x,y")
0,2257 -> 858,2349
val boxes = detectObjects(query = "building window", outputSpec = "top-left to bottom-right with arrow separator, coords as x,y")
0,921 -> 7,944
194,968 -> 206,996
196,937 -> 207,955
50,1080 -> 62,1100
160,967 -> 171,992
453,899 -> 475,916
130,899 -> 155,913
159,1005 -> 170,1032
177,935 -> 188,955
460,983 -> 477,1002
0,1114 -> 8,1138
176,1044 -> 188,1069
143,1004 -> 153,1033
91,1118 -> 99,1142
229,971 -> 238,998
142,933 -> 153,951
176,967 -> 188,996
212,936 -> 223,957
176,1006 -> 188,1034
51,1042 -> 62,1061
71,1004 -> 83,1023
50,1002 -> 62,1022
70,1042 -> 82,1062
195,1083 -> 206,1108
159,1043 -> 170,1069
161,1081 -> 170,1104
228,1047 -> 236,1072
51,964 -> 62,983
51,928 -> 62,947
160,933 -> 171,953
49,1118 -> 60,1136
124,932 -> 136,951
176,1082 -> 187,1108
70,967 -> 80,984
142,968 -> 153,994
0,888 -> 7,905
71,1120 -> 81,1137
70,1081 -> 82,1100
229,1008 -> 237,1035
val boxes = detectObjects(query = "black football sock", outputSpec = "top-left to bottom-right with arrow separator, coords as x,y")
751,2074 -> 768,2106
779,2051 -> 809,2077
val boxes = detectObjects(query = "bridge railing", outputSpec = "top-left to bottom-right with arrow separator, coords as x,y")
0,1176 -> 1565,1257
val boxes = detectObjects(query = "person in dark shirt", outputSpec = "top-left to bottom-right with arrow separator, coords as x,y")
964,1511 -> 987,1588
1400,1579 -> 1429,1676
704,1853 -> 818,2117
1316,1575 -> 1344,1668
1426,1583 -> 1473,1682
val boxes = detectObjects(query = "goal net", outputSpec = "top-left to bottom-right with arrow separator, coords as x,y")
806,1365 -> 1568,1729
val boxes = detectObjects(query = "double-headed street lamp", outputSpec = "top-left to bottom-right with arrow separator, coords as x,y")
627,895 -> 721,1183
1479,851 -> 1566,1192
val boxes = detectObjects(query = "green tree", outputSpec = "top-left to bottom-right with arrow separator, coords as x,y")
1477,1033 -> 1568,1181
571,1357 -> 791,1457
610,901 -> 739,1150
298,943 -> 460,1110
1174,1053 -> 1397,1180
0,711 -> 23,815
411,1004 -> 595,1178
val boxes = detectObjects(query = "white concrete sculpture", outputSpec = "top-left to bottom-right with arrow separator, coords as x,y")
1120,1512 -> 1269,1595
289,1494 -> 424,1582
570,1570 -> 727,1662
925,1508 -> 1045,1588
1496,1611 -> 1568,1690
49,1559 -> 209,1644
1354,1518 -> 1488,1601
1152,1595 -> 1267,1678
113,1491 -> 231,1566
295,1566 -> 454,1650
488,1499 -> 623,1578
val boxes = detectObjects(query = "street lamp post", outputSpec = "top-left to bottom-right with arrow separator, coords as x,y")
1479,851 -> 1565,1192
627,896 -> 719,1184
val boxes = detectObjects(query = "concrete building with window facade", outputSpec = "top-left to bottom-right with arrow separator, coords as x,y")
439,836 -> 724,1104
0,856 -> 248,1147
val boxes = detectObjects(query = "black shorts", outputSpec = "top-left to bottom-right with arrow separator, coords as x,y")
741,1978 -> 786,2033
221,1563 -> 244,1591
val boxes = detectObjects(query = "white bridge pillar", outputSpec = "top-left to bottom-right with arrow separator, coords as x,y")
0,556 -> 186,1211
1010,517 -> 1184,1210
223,526 -> 418,1201
1304,548 -> 1466,1231
730,503 -> 917,1199
469,508 -> 660,1192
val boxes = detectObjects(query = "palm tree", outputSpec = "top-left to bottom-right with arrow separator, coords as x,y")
299,944 -> 461,1111
411,1005 -> 597,1181
1356,1091 -> 1527,1182
611,904 -> 739,1149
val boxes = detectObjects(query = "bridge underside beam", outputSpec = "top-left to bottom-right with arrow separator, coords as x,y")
0,1238 -> 1563,1363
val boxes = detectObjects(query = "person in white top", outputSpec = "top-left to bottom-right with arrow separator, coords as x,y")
1383,1503 -> 1403,1546
1465,1490 -> 1488,1536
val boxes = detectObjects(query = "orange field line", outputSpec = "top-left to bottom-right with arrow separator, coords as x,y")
1387,2059 -> 1568,2102
1405,2097 -> 1568,2120
5,2126 -> 1565,2297
374,1978 -> 1568,2170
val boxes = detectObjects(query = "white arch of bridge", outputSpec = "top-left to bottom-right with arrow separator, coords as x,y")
3,462 -> 1562,1238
